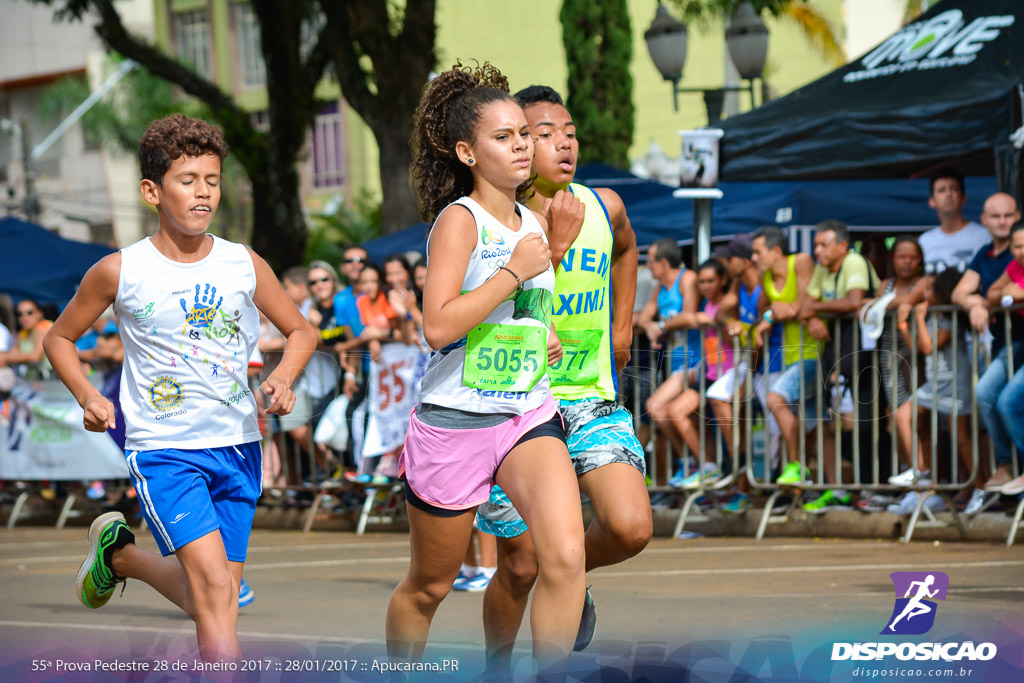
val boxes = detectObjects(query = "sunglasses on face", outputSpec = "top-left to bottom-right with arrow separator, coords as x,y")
343,256 -> 365,264
309,277 -> 332,285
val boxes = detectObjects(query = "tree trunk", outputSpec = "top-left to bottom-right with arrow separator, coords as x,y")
249,166 -> 306,270
375,121 -> 421,234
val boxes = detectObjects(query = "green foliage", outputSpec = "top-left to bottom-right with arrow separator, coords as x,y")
560,0 -> 634,168
305,189 -> 383,266
38,60 -> 208,157
671,0 -> 803,26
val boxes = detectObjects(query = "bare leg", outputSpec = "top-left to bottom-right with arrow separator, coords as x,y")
667,389 -> 702,457
483,532 -> 538,669
709,397 -> 742,461
386,505 -> 475,661
765,392 -> 799,465
578,463 -> 652,571
111,535 -> 244,645
478,530 -> 497,569
646,373 -> 687,468
496,436 -> 585,669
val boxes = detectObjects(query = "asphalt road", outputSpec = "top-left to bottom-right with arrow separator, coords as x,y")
1,527 -> 1022,682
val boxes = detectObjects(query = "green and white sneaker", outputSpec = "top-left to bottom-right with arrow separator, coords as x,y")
76,511 -> 134,609
803,489 -> 852,514
776,461 -> 810,486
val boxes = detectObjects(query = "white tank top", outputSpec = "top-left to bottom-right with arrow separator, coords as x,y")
418,197 -> 555,415
114,235 -> 261,451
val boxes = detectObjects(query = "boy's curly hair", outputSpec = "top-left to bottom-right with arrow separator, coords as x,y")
410,60 -> 532,223
138,114 -> 229,185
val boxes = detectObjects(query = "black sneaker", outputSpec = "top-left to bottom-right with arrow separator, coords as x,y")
573,587 -> 596,652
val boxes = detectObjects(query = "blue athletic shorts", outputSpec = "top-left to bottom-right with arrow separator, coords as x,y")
125,441 -> 262,562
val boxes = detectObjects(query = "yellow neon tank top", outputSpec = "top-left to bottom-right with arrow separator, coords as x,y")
548,183 -> 617,401
762,254 -> 819,366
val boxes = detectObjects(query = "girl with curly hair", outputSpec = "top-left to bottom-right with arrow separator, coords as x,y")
385,61 -> 585,669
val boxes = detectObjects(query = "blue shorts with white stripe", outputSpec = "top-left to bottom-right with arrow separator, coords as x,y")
124,441 -> 262,562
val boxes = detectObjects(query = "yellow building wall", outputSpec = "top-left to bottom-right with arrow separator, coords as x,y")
346,0 -> 843,204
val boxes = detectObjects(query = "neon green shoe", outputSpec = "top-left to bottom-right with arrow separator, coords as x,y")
803,490 -> 852,514
776,461 -> 809,486
76,511 -> 134,609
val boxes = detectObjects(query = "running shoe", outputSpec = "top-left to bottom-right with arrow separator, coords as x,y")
238,578 -> 255,608
963,489 -> 997,516
452,567 -> 477,587
888,468 -> 929,487
1001,474 -> 1024,496
722,491 -> 749,514
76,511 -> 134,609
887,490 -> 946,515
453,572 -> 492,592
856,493 -> 896,513
676,463 -> 720,489
776,461 -> 809,486
667,469 -> 687,488
85,481 -> 106,501
573,587 -> 596,652
803,490 -> 852,514
983,470 -> 1012,490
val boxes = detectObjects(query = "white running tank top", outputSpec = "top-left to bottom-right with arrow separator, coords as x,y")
418,197 -> 555,415
114,235 -> 261,450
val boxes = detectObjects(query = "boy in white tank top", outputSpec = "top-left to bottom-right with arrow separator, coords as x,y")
43,115 -> 318,663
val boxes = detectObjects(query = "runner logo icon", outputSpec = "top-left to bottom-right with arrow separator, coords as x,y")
882,571 -> 948,636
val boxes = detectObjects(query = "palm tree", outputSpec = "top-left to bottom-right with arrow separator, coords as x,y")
669,0 -> 845,66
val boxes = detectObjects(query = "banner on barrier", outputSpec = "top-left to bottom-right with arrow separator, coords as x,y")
360,343 -> 424,459
0,380 -> 128,480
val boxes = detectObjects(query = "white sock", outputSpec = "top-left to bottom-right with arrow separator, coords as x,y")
460,563 -> 479,578
478,566 -> 496,579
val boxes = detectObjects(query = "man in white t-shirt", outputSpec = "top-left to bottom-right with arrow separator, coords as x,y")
918,166 -> 990,274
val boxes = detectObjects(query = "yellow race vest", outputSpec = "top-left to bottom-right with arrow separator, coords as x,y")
549,183 -> 617,401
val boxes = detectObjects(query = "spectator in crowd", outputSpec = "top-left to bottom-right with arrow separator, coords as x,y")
889,269 -> 978,514
798,220 -> 879,513
918,166 -> 990,274
259,266 -> 326,484
856,235 -> 927,513
412,258 -> 427,300
0,295 -> 14,353
0,298 -> 53,380
638,238 -> 699,482
335,246 -> 368,344
751,227 -> 823,489
983,220 -> 1024,496
306,259 -> 347,392
713,234 -> 784,511
666,259 -> 735,487
355,263 -> 404,360
384,252 -> 424,344
877,236 -> 927,407
952,195 -> 1023,497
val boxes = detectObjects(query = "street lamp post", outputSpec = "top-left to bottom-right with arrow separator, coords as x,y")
644,1 -> 768,122
645,2 -> 769,267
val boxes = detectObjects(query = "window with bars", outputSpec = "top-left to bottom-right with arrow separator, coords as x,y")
237,4 -> 266,88
175,10 -> 212,78
311,101 -> 345,188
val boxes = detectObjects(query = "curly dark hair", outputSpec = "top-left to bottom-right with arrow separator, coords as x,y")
410,60 -> 532,223
138,114 -> 229,185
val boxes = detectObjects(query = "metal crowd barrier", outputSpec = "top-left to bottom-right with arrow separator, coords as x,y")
626,305 -> 1024,546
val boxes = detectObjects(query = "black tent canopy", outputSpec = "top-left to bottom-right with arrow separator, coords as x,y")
719,0 -> 1023,196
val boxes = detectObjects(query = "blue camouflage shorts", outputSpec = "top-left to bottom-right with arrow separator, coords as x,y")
475,398 -> 645,538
